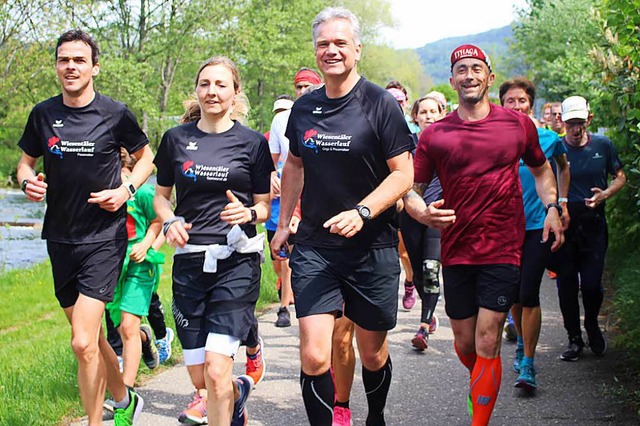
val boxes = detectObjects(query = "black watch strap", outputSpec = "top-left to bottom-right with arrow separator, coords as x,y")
21,179 -> 29,193
249,208 -> 257,224
546,202 -> 563,217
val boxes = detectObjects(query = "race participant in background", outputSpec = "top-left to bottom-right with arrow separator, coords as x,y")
154,56 -> 273,425
552,96 -> 626,361
402,92 -> 447,351
499,77 -> 570,390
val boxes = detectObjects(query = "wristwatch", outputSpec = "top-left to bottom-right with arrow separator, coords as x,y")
249,208 -> 257,224
546,202 -> 563,217
122,182 -> 136,199
21,179 -> 29,193
355,205 -> 372,221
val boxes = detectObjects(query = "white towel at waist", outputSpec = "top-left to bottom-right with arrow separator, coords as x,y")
175,225 -> 265,273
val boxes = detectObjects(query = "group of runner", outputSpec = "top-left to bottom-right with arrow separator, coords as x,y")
15,5 -> 626,426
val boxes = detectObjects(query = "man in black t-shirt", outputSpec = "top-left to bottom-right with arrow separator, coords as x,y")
16,30 -> 153,424
270,7 -> 413,426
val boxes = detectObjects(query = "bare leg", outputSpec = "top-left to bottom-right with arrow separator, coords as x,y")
64,294 -> 124,425
332,316 -> 355,403
521,306 -> 542,358
119,311 -> 143,387
204,352 -> 234,425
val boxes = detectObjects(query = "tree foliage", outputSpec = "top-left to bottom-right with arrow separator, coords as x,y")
0,0 -> 431,154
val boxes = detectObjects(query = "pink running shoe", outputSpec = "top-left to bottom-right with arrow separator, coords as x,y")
402,281 -> 416,310
411,326 -> 429,351
333,406 -> 352,426
428,315 -> 439,334
178,391 -> 207,425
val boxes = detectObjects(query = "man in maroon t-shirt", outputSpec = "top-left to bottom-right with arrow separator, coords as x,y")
406,44 -> 564,425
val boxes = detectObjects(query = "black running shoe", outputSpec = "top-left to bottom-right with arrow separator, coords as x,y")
560,336 -> 584,361
275,306 -> 291,328
141,324 -> 159,369
587,326 -> 607,356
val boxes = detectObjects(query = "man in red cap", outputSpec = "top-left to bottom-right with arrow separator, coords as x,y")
405,44 -> 564,425
293,67 -> 323,98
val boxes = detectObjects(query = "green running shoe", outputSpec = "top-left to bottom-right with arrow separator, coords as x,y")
114,388 -> 144,426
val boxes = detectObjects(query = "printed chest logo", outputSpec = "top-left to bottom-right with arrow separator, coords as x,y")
313,106 -> 323,115
181,160 -> 229,182
592,152 -> 603,160
52,120 -> 64,128
48,136 -> 63,158
47,135 -> 96,158
301,129 -> 353,154
186,141 -> 198,151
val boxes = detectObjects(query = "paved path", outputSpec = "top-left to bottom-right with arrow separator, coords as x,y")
73,273 -> 636,425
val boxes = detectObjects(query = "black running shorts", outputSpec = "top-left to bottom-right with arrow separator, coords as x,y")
443,264 -> 520,319
171,251 -> 261,350
290,244 -> 400,331
47,239 -> 127,308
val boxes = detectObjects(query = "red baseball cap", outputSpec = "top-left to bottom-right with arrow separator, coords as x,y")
450,44 -> 492,71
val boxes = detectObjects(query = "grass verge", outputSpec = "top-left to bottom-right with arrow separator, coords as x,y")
0,231 -> 279,425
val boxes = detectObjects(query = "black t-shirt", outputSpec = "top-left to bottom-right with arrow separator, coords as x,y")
18,93 -> 149,243
154,121 -> 274,245
286,77 -> 414,249
563,134 -> 623,203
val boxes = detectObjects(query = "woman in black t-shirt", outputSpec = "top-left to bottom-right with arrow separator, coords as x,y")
154,57 -> 273,425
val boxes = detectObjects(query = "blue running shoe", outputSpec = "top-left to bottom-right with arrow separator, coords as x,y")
515,363 -> 537,391
513,346 -> 524,373
156,327 -> 175,364
231,375 -> 254,426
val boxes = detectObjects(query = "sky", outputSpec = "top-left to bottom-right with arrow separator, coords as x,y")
382,0 -> 529,49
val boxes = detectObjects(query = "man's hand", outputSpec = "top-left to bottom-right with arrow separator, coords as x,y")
23,173 -> 47,202
323,209 -> 363,238
165,220 -> 193,248
585,187 -> 607,209
560,203 -> 571,231
220,190 -> 250,225
542,208 -> 564,252
407,199 -> 456,229
270,227 -> 291,260
88,186 -> 129,212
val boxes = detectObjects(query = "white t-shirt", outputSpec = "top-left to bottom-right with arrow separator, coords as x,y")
268,109 -> 291,162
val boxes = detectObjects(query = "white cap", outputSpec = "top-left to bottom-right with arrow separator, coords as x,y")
273,98 -> 294,112
561,96 -> 590,122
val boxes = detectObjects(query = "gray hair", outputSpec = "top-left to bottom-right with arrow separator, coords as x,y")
312,7 -> 361,47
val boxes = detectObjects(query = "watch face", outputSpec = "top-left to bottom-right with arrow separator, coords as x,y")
358,205 -> 371,219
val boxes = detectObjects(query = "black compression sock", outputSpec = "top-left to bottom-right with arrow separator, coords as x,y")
335,399 -> 350,409
300,369 -> 334,425
363,356 -> 392,426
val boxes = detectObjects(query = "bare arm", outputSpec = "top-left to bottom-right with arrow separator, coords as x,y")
270,154 -> 304,258
585,168 -> 626,209
129,219 -> 163,263
16,153 -> 47,202
323,151 -> 413,238
154,184 -> 192,248
219,190 -> 271,225
528,160 -> 563,251
554,153 -> 571,229
88,145 -> 155,212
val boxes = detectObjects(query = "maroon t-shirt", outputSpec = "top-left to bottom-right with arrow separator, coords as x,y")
414,103 -> 546,267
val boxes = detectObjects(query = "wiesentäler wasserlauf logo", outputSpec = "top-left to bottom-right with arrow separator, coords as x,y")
302,129 -> 319,154
186,141 -> 198,151
312,106 -> 322,115
181,160 -> 197,181
47,136 -> 63,158
52,119 -> 64,128
592,152 -> 603,159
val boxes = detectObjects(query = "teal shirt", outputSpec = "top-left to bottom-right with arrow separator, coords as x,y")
519,128 -> 566,230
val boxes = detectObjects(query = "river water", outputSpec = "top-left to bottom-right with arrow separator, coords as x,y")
0,189 -> 47,272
